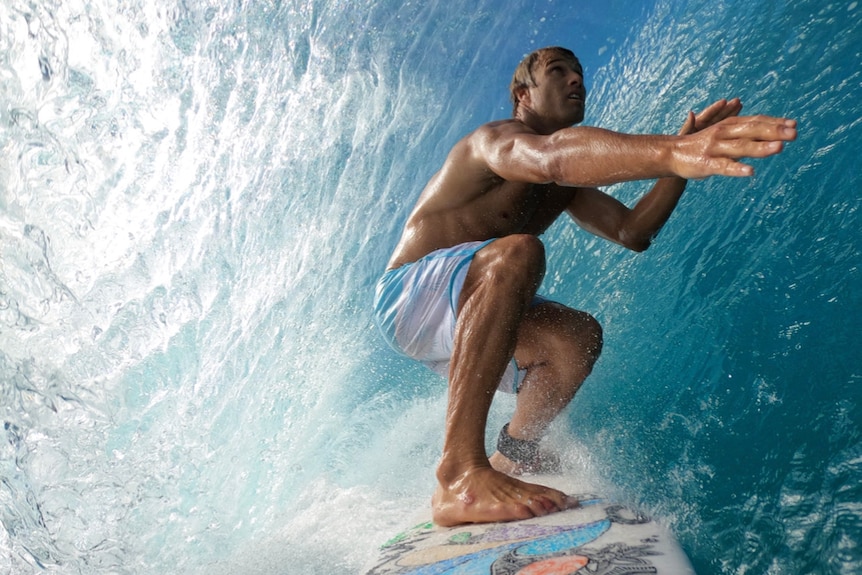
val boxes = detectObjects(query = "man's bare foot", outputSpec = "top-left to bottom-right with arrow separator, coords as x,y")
431,465 -> 577,527
489,449 -> 561,476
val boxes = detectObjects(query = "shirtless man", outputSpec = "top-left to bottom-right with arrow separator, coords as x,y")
373,46 -> 796,527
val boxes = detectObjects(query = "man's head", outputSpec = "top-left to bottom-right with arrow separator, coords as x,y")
510,47 -> 585,125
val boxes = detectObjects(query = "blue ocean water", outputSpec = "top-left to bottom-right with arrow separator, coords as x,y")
1,0 -> 859,573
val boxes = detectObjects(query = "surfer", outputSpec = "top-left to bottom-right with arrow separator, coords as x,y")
373,46 -> 796,527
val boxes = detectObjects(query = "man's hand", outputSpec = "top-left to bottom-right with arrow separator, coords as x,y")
679,98 -> 744,135
672,112 -> 797,180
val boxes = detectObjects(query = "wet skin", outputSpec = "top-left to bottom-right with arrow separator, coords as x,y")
386,53 -> 797,526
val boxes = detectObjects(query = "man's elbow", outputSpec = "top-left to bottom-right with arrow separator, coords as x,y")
619,231 -> 652,253
628,240 -> 651,253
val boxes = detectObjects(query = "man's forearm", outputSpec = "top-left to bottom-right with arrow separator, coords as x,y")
620,176 -> 688,249
544,127 -> 677,187
543,116 -> 795,187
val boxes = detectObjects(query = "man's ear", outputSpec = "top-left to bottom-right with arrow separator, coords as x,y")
515,86 -> 531,107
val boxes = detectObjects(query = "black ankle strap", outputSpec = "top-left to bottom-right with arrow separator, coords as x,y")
496,423 -> 539,464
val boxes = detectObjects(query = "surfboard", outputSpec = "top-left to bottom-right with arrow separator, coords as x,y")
365,475 -> 695,575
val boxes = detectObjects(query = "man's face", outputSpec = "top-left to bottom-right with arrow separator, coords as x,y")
526,56 -> 586,127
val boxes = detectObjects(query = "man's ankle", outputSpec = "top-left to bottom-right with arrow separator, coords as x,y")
435,453 -> 490,486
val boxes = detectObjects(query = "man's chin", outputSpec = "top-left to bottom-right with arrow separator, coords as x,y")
563,108 -> 585,126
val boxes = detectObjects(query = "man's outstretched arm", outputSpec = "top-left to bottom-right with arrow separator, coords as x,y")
566,99 -> 770,251
476,102 -> 795,188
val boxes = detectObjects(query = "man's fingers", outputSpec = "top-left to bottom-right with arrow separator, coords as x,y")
693,98 -> 744,131
712,116 -> 797,143
722,97 -> 743,118
710,98 -> 743,124
676,113 -> 795,179
714,138 -> 786,159
686,157 -> 753,179
693,101 -> 724,130
687,142 -> 779,179
678,110 -> 697,135
714,158 -> 754,178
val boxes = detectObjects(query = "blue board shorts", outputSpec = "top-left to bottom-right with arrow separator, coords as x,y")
373,239 -> 549,394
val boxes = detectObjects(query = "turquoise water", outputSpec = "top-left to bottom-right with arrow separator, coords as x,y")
1,0 -> 859,573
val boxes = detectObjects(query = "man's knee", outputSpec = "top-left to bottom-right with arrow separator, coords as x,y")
497,234 -> 546,263
578,311 -> 603,363
552,311 -> 602,394
459,236 -> 546,313
480,234 -> 546,286
547,308 -> 603,367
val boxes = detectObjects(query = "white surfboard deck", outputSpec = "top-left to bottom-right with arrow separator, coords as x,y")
365,474 -> 695,575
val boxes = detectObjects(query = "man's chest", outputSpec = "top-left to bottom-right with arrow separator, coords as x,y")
469,181 -> 575,237
515,183 -> 575,235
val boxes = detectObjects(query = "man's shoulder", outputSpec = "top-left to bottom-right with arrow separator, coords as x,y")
470,118 -> 536,139
453,119 -> 537,161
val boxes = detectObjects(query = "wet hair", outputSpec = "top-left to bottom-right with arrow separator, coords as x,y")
509,46 -> 580,116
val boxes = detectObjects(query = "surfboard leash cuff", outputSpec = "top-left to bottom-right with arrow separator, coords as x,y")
496,423 -> 539,464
